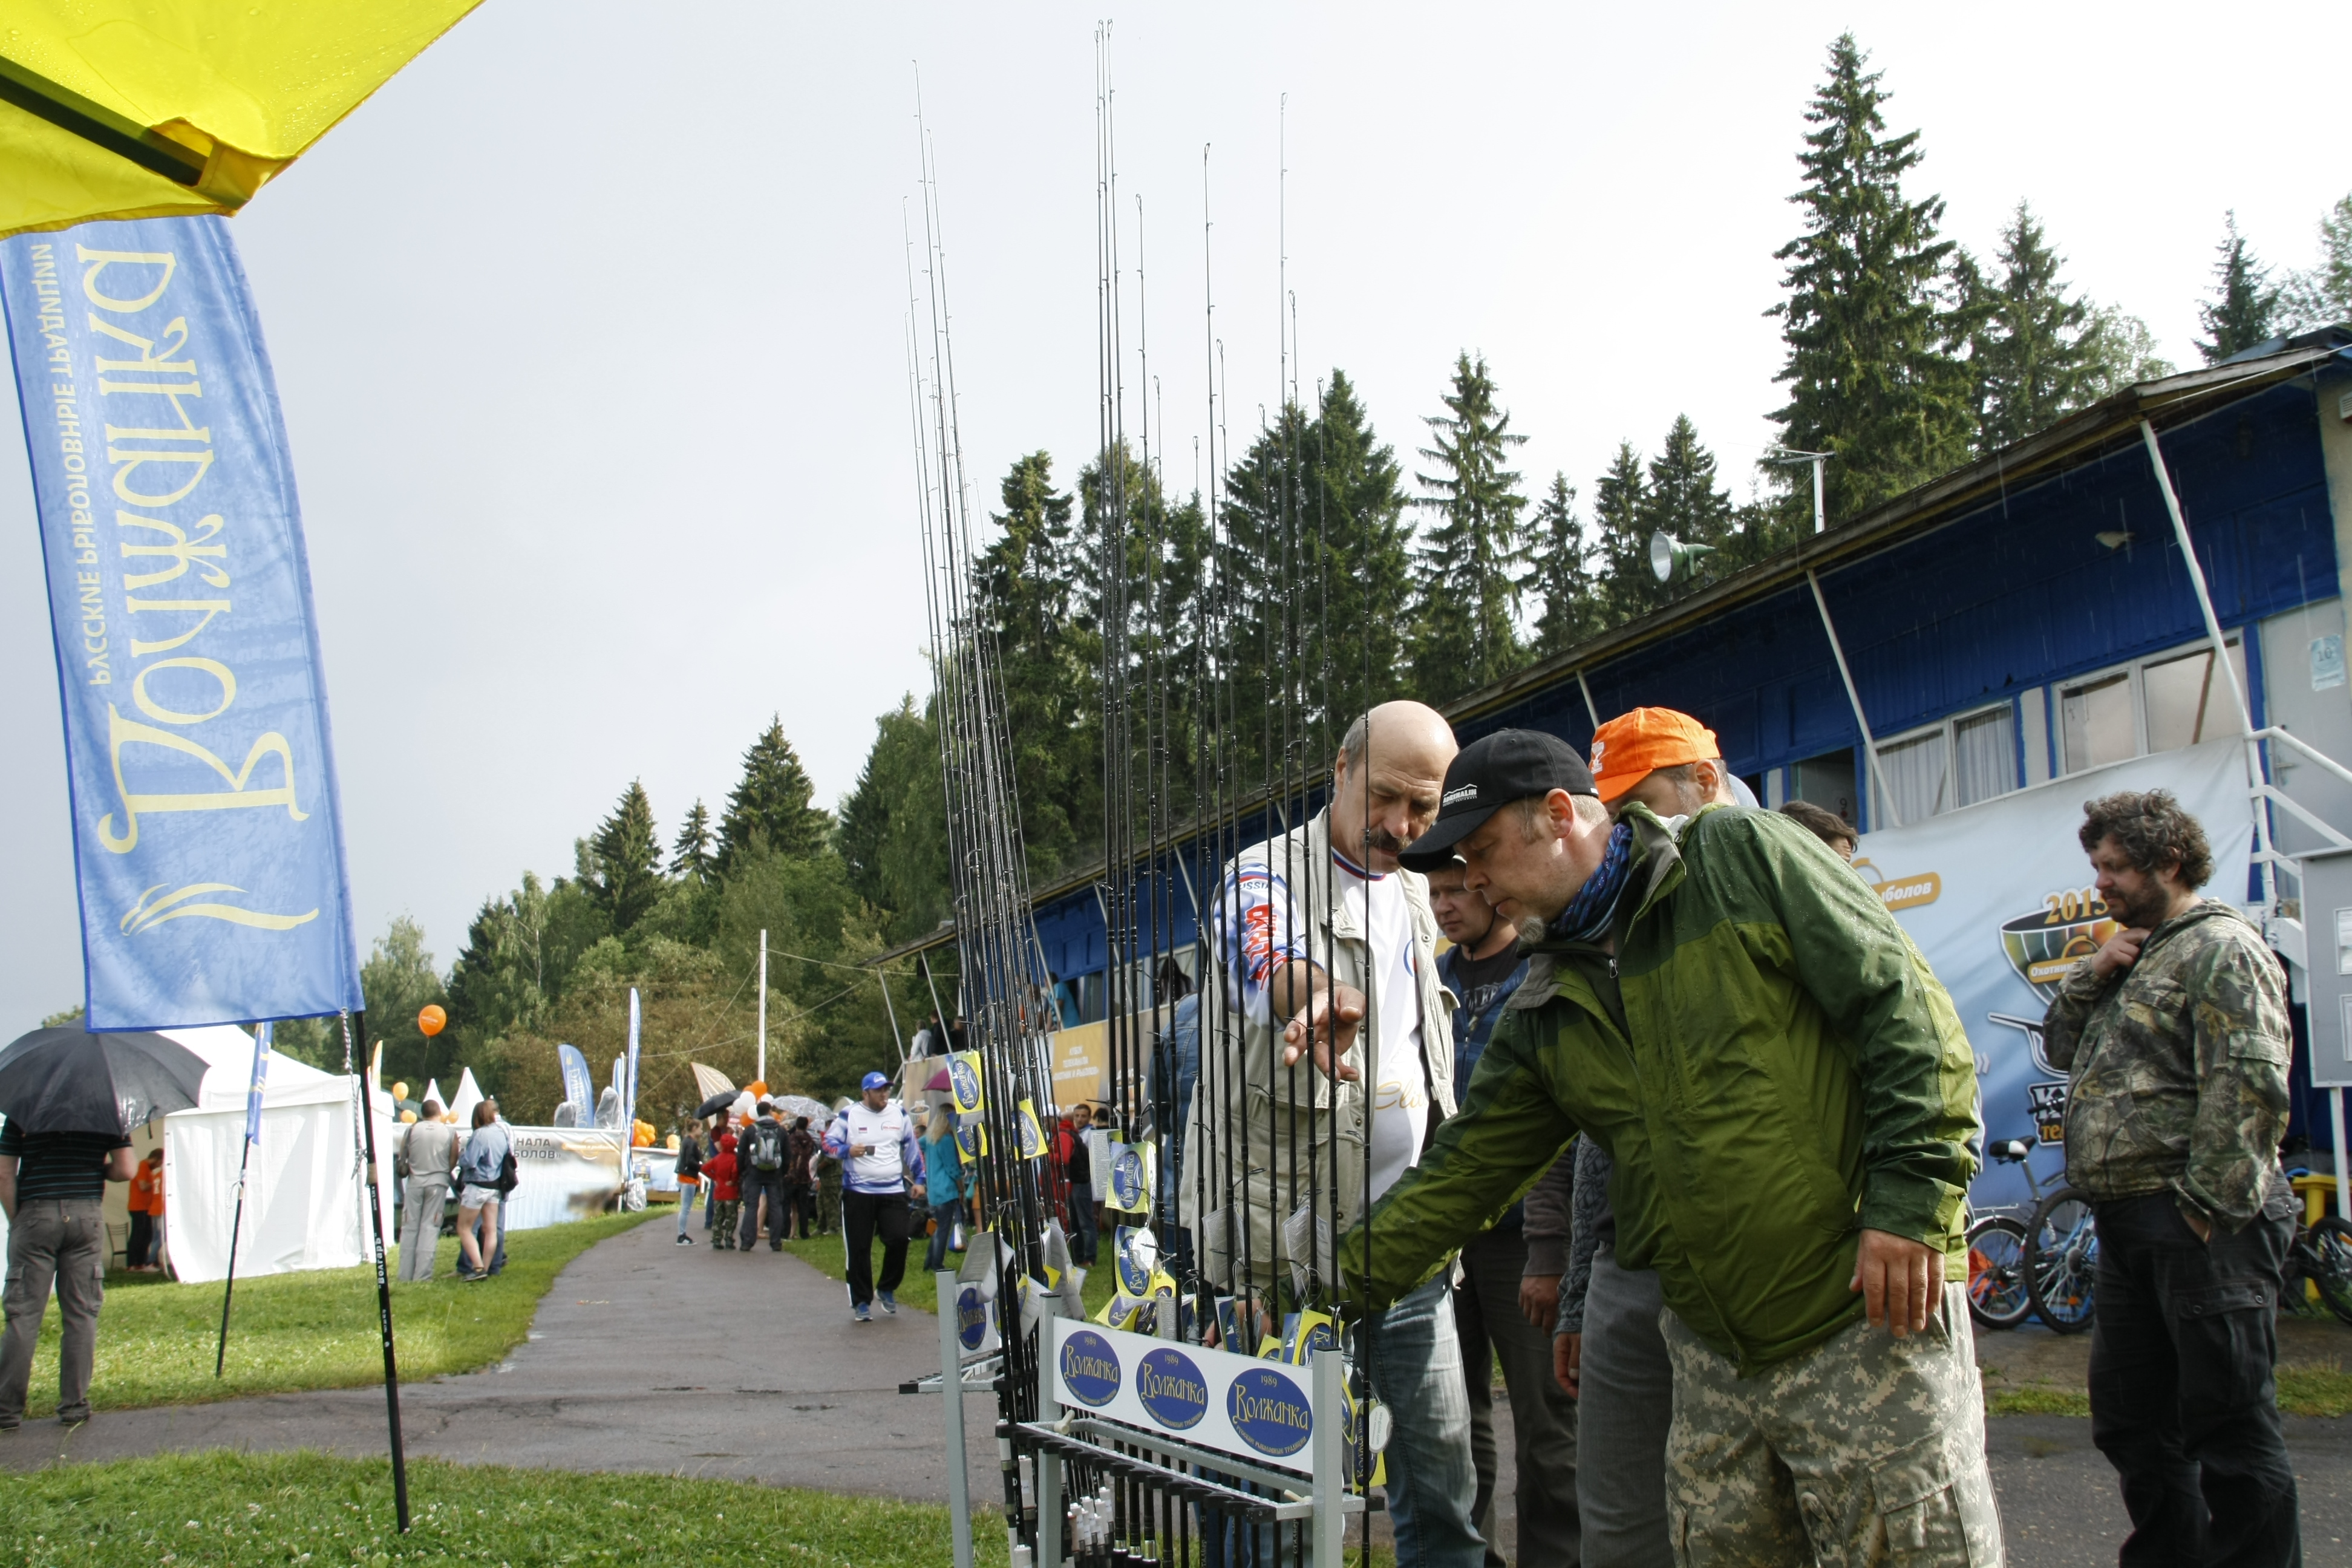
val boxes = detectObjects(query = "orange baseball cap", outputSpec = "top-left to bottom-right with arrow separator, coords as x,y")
1587,708 -> 1719,803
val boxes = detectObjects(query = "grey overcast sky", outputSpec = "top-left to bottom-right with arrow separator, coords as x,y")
3,2 -> 2347,1027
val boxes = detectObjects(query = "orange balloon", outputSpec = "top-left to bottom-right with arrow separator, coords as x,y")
417,1004 -> 447,1038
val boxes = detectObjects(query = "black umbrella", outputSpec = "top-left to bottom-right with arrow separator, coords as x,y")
696,1089 -> 740,1120
0,1027 -> 208,1134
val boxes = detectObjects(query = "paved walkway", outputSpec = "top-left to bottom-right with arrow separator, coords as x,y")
5,1215 -> 2350,1560
0,1215 -> 992,1500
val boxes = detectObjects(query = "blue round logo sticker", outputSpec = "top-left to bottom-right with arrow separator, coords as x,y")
956,1285 -> 990,1351
1227,1366 -> 1313,1457
948,1056 -> 981,1109
1058,1329 -> 1122,1408
1109,1146 -> 1147,1207
1135,1347 -> 1209,1431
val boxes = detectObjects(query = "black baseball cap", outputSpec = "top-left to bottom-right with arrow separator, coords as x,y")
1397,729 -> 1596,872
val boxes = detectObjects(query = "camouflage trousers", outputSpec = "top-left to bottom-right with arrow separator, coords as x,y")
1659,1284 -> 2003,1566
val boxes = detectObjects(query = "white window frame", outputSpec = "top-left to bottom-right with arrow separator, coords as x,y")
1870,701 -> 2019,825
2053,633 -> 2246,777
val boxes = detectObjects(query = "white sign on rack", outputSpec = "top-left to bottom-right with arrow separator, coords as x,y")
1047,1317 -> 1321,1471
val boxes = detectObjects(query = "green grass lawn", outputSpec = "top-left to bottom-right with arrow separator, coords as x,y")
10,1211 -> 652,1420
0,1449 -> 1010,1567
776,1233 -> 1120,1319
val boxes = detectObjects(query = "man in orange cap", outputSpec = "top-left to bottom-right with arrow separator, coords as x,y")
1551,707 -> 1749,1565
1586,707 -> 1754,820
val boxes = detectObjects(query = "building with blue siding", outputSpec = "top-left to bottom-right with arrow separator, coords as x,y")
892,332 -> 2352,1154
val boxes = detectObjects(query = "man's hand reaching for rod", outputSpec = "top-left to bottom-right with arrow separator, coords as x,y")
1280,982 -> 1366,1080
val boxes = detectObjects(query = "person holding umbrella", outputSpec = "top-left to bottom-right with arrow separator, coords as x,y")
0,1025 -> 204,1431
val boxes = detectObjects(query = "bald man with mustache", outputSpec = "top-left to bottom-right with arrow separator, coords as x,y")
1183,699 -> 1484,1567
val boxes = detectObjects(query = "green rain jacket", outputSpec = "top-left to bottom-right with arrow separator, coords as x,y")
1341,802 -> 1981,1373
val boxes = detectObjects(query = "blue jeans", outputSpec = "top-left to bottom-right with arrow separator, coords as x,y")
1365,1273 -> 1483,1568
924,1200 -> 962,1272
676,1181 -> 700,1236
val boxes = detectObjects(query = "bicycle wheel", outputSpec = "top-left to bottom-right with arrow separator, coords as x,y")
1966,1216 -> 2033,1329
2026,1188 -> 2097,1334
2306,1216 -> 2352,1326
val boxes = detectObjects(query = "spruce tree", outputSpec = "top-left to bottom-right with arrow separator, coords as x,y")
836,694 -> 950,941
1218,374 -> 1413,760
1408,353 -> 1529,705
1526,472 -> 1599,657
717,719 -> 831,868
587,780 -> 664,932
1768,34 -> 1971,523
1304,373 -> 1414,722
1965,204 -> 2107,447
670,800 -> 715,881
976,452 -> 1098,881
1590,441 -> 1656,622
2284,193 -> 2352,332
2198,213 -> 2281,364
1640,416 -> 1735,595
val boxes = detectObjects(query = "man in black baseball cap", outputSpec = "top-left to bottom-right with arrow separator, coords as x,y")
1399,730 -> 1596,873
1349,722 -> 1995,1563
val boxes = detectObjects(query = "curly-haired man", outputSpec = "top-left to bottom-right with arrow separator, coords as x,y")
2043,788 -> 2298,1566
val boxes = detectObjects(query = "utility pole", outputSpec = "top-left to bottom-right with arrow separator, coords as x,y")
1768,449 -> 1832,534
756,928 -> 768,1085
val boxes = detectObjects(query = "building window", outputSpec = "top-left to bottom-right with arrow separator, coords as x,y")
1872,703 -> 2019,825
2057,636 -> 2246,776
1791,748 -> 1858,826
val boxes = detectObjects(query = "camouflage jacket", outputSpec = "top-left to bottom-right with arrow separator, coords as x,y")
2042,901 -> 2292,1229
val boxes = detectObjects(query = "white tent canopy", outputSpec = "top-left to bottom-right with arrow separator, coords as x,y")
158,1025 -> 393,1285
447,1068 -> 483,1129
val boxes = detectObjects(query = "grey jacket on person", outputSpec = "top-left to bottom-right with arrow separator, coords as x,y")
1555,1136 -> 1616,1336
1519,1146 -> 1577,1278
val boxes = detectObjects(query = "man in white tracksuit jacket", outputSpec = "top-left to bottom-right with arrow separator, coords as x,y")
823,1070 -> 926,1323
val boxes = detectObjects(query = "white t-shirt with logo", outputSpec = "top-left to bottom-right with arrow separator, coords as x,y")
1345,852 -> 1428,1203
1217,840 -> 1428,1204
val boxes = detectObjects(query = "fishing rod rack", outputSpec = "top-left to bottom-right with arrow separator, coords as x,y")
906,29 -> 1393,1566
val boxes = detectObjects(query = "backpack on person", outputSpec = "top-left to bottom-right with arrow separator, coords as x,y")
748,1119 -> 787,1172
497,1148 -> 520,1195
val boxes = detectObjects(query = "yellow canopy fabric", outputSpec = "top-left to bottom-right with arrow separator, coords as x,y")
0,1 -> 484,239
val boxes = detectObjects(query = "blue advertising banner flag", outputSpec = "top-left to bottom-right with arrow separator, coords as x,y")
0,217 -> 361,1029
244,1021 -> 273,1145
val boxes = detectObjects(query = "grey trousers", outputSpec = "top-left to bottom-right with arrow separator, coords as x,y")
1,1197 -> 106,1425
1575,1247 -> 1673,1568
1456,1226 -> 1581,1567
397,1177 -> 450,1281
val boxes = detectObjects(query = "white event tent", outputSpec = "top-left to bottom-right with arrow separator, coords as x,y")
158,1025 -> 395,1285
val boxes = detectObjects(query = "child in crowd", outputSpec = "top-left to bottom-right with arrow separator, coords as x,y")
704,1132 -> 741,1250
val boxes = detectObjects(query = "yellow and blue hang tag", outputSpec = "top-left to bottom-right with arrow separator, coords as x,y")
1282,1308 -> 1337,1365
1114,1224 -> 1159,1296
1016,1099 -> 1046,1161
947,1051 -> 985,1115
1104,1139 -> 1153,1214
954,1117 -> 987,1160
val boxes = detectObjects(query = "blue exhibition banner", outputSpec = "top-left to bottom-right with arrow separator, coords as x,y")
0,217 -> 362,1031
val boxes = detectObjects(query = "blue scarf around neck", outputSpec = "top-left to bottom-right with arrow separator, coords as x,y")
1548,821 -> 1635,946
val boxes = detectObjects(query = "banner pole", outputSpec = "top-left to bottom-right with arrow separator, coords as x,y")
213,1147 -> 250,1376
344,1010 -> 410,1532
215,1021 -> 271,1377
